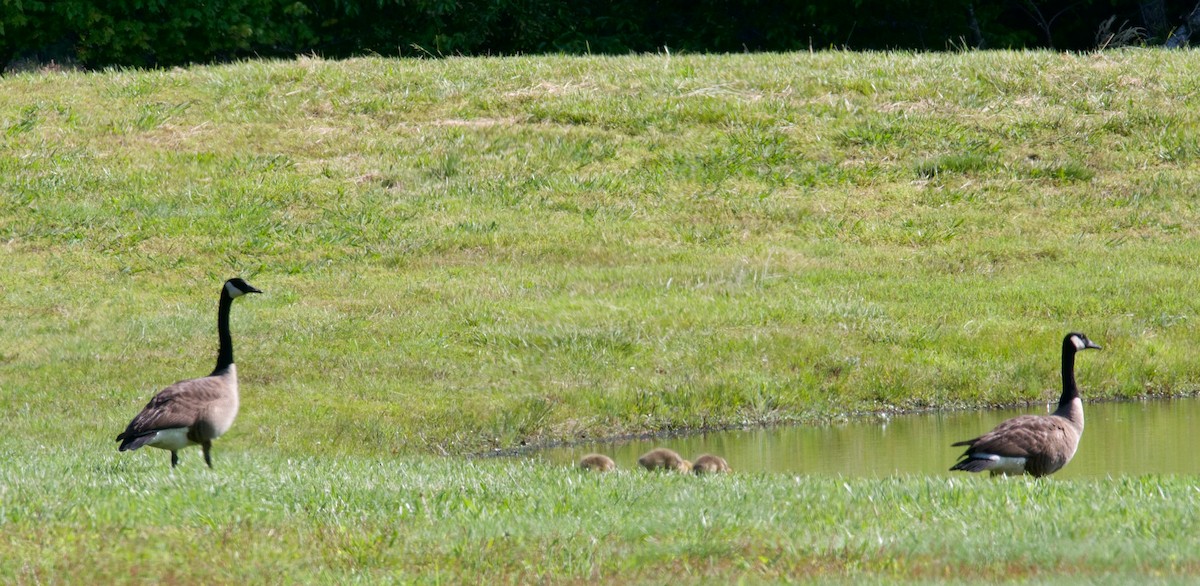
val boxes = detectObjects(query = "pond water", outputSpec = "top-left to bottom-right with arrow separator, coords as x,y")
528,399 -> 1200,478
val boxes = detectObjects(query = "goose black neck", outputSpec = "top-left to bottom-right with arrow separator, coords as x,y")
1057,337 -> 1079,410
212,288 -> 235,375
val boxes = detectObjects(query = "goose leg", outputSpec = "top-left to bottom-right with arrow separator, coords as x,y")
171,451 -> 179,468
202,441 -> 214,469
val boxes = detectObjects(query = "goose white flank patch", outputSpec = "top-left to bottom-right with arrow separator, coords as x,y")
116,278 -> 261,468
950,332 -> 1100,478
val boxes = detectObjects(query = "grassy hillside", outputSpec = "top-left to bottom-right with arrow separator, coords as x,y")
4,50 -> 1200,455
4,49 -> 1200,583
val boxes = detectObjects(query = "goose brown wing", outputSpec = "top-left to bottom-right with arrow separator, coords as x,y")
958,414 -> 1076,458
115,376 -> 227,441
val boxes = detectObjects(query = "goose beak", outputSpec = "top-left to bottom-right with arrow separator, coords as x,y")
1087,341 -> 1101,350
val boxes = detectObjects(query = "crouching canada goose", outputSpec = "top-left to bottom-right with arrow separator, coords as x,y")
116,278 -> 261,468
638,447 -> 691,473
692,454 -> 731,475
579,453 -> 616,472
950,332 -> 1101,478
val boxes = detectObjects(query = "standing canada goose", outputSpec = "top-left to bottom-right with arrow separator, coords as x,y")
116,278 -> 261,468
579,453 -> 616,472
638,447 -> 691,473
692,454 -> 731,475
950,332 -> 1101,478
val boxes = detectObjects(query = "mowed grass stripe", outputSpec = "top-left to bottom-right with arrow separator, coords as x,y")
3,449 -> 1200,582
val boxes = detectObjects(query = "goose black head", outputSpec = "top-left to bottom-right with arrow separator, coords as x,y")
224,278 -> 262,298
1066,332 -> 1101,352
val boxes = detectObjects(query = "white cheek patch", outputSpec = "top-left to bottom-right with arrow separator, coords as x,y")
1071,335 -> 1086,350
225,281 -> 245,298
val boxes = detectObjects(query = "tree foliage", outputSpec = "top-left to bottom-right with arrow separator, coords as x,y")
0,0 -> 1194,69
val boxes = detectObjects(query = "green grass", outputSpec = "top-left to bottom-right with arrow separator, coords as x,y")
4,49 -> 1200,581
5,447 -> 1200,584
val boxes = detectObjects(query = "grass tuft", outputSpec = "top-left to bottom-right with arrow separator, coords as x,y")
915,152 -> 996,178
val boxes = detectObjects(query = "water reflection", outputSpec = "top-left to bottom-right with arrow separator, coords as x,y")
530,399 -> 1200,478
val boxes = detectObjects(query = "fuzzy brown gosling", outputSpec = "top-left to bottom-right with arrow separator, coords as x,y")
638,447 -> 691,473
692,454 -> 731,474
579,453 -> 616,472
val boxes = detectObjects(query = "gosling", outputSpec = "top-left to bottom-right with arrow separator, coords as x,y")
638,447 -> 691,473
579,453 -> 616,472
692,454 -> 731,475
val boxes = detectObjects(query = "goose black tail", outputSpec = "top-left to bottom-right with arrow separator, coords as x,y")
117,432 -> 155,452
949,458 -> 993,473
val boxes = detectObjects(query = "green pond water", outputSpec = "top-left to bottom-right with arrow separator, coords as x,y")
528,399 -> 1200,478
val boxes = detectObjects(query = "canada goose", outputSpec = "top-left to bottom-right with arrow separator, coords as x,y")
579,453 -> 616,472
637,447 -> 691,473
950,332 -> 1101,478
115,278 -> 261,468
692,454 -> 731,475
